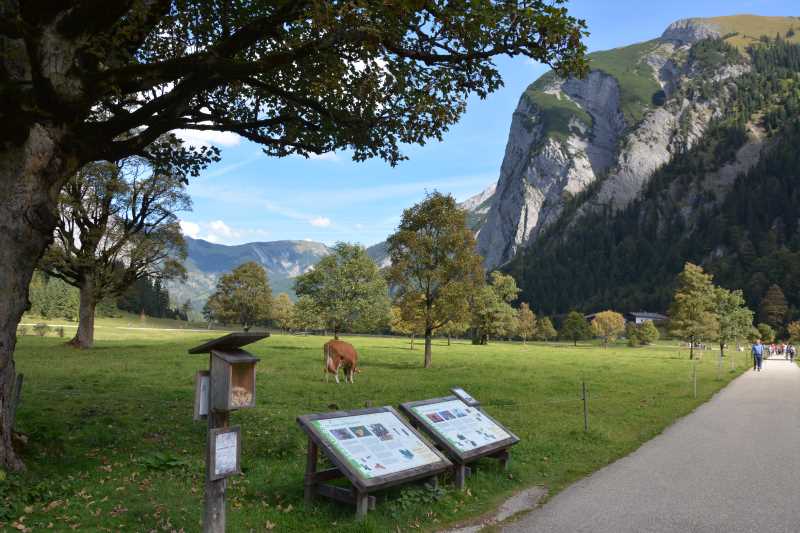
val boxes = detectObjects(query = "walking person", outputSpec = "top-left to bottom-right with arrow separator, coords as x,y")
752,339 -> 764,372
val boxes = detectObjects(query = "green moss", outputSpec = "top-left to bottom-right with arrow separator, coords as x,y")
523,89 -> 593,142
588,39 -> 663,127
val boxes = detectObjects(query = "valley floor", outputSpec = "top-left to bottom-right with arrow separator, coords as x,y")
6,325 -> 749,531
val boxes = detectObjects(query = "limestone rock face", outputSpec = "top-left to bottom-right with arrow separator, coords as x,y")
660,18 -> 721,44
476,17 -> 752,269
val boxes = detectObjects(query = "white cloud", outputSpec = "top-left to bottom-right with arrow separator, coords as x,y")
179,220 -> 200,239
180,219 -> 269,245
308,152 -> 340,162
309,216 -> 332,228
173,129 -> 242,147
208,220 -> 238,238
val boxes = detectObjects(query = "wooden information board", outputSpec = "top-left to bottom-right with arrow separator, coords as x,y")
297,406 -> 452,519
400,395 -> 519,489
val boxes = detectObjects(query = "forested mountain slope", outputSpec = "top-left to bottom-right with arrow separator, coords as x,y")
507,37 -> 800,322
478,15 -> 800,269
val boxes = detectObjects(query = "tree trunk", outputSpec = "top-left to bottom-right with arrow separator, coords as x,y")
69,280 -> 97,348
689,337 -> 694,360
0,124 -> 74,471
423,326 -> 432,368
719,342 -> 725,360
447,333 -> 451,346
410,333 -> 414,350
334,326 -> 339,340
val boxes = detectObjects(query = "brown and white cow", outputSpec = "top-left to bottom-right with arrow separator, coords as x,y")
323,340 -> 359,384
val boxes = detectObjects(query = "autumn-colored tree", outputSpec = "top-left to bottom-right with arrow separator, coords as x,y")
759,284 -> 788,330
591,311 -> 625,347
389,304 -> 425,350
205,262 -> 272,330
669,263 -> 718,359
560,311 -> 592,346
516,303 -> 537,344
271,293 -> 294,332
388,192 -> 484,366
787,321 -> 800,344
295,243 -> 390,338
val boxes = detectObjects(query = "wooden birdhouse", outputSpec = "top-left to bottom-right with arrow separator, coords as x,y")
210,350 -> 259,411
188,331 -> 268,413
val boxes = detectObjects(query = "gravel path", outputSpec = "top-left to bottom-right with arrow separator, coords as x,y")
501,359 -> 800,533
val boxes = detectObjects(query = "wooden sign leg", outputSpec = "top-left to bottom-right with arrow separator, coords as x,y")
454,464 -> 467,490
304,438 -> 319,504
355,490 -> 370,520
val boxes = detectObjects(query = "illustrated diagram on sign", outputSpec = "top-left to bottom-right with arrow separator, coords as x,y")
411,399 -> 510,452
312,411 -> 441,479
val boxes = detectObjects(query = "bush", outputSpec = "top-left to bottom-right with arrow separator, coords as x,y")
638,321 -> 660,345
55,326 -> 65,338
626,323 -> 640,347
33,323 -> 51,337
16,326 -> 28,337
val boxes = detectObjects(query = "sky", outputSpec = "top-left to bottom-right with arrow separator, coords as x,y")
178,0 -> 797,247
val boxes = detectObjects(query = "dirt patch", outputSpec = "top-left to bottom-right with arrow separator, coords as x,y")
440,486 -> 547,533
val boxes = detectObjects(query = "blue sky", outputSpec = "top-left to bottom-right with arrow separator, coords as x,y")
178,0 -> 797,247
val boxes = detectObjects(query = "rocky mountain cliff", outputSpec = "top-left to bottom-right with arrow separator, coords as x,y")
500,16 -> 800,316
477,15 -> 800,269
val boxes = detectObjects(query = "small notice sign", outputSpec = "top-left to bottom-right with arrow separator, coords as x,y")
450,387 -> 479,407
209,426 -> 241,480
194,371 -> 210,420
401,396 -> 519,463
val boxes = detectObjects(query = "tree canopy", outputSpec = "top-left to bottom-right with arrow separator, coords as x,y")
591,311 -> 625,346
560,310 -> 592,346
387,192 -> 484,365
205,261 -> 272,330
40,157 -> 189,347
669,263 -> 718,359
294,242 -> 389,338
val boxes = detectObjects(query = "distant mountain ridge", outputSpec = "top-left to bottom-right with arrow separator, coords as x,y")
171,187 -> 496,313
167,237 -> 331,315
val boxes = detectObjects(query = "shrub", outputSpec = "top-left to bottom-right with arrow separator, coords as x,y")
638,321 -> 660,345
55,326 -> 65,338
16,326 -> 28,337
626,323 -> 640,347
33,323 -> 51,337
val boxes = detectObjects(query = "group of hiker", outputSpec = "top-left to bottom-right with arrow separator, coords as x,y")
751,339 -> 797,371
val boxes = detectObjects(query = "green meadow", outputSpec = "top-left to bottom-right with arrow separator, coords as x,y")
6,321 -> 749,531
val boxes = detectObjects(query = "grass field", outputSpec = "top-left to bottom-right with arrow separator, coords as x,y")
5,322 -> 750,532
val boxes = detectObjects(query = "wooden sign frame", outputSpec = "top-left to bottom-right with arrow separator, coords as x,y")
400,396 -> 519,489
194,370 -> 210,421
208,426 -> 242,481
297,406 -> 452,519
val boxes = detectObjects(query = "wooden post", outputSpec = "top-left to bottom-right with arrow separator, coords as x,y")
304,438 -> 319,504
581,381 -> 589,432
454,464 -> 467,490
204,353 -> 230,533
355,490 -> 370,520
